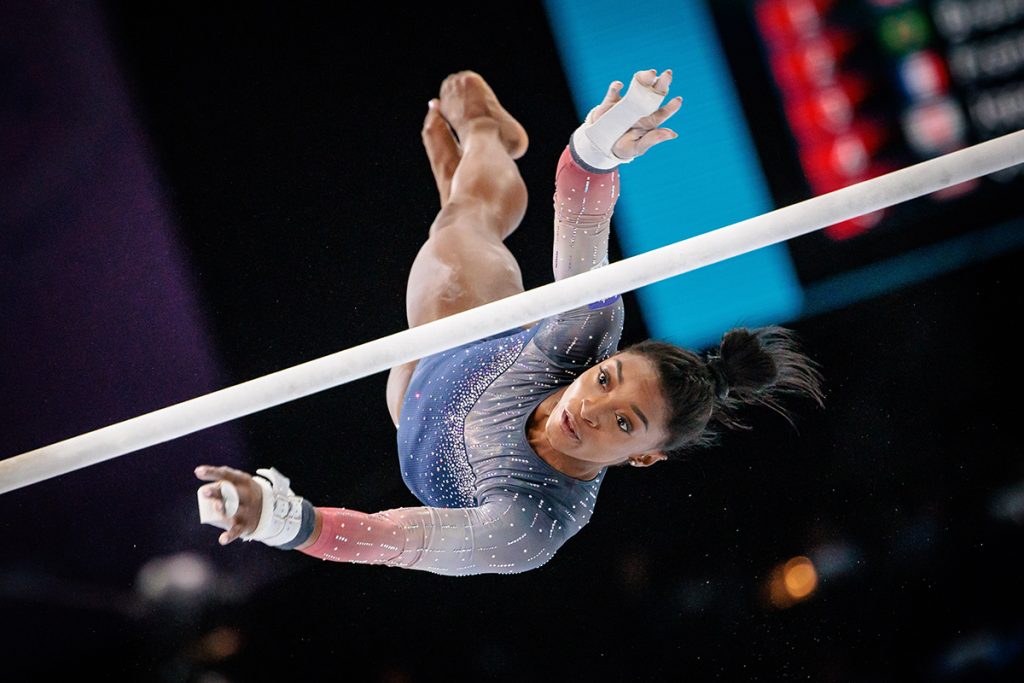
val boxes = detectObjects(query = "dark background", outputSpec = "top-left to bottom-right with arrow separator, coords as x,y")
2,2 -> 1022,681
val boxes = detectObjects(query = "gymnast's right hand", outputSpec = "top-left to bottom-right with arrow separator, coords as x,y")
195,465 -> 263,545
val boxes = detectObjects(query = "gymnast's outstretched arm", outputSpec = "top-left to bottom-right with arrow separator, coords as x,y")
533,69 -> 681,367
294,494 -> 569,576
549,67 -> 680,284
196,465 -> 569,576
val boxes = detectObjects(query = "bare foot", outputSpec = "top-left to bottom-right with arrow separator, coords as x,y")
422,98 -> 461,206
438,70 -> 529,160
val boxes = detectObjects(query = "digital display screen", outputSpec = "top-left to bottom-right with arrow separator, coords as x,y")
545,0 -> 1024,347
735,0 -> 1024,281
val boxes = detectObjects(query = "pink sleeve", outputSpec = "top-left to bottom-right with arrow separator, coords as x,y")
298,507 -> 405,565
297,494 -> 568,576
529,143 -> 625,366
551,143 -> 620,281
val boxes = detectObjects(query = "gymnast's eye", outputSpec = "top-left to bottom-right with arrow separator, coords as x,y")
617,415 -> 631,433
598,369 -> 609,387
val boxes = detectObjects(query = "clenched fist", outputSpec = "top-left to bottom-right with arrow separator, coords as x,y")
195,465 -> 263,545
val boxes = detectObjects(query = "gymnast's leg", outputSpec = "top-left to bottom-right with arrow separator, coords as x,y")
385,71 -> 530,427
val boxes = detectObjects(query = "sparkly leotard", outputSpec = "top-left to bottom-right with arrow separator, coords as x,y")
299,136 -> 623,575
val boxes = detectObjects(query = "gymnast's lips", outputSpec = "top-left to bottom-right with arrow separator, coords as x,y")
561,408 -> 580,442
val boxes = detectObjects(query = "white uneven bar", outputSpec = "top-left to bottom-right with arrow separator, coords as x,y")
2,129 -> 1023,494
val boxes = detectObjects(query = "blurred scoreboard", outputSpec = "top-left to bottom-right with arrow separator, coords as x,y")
545,0 -> 1024,348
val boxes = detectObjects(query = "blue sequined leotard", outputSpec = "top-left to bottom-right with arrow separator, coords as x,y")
299,137 -> 623,575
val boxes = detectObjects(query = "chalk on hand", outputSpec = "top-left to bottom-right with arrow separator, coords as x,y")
197,480 -> 240,530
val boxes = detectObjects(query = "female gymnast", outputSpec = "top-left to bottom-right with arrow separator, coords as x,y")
195,68 -> 824,576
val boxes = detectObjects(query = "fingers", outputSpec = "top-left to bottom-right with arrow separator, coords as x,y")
621,96 -> 682,143
219,520 -> 247,546
652,69 -> 673,95
199,480 -> 237,518
199,481 -> 223,503
635,128 -> 679,156
633,68 -> 657,88
641,95 -> 684,130
586,80 -> 624,124
196,466 -> 255,546
603,80 -> 624,106
589,70 -> 675,126
632,68 -> 673,95
194,465 -> 248,484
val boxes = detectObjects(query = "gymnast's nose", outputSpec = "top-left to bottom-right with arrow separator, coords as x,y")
579,398 -> 598,428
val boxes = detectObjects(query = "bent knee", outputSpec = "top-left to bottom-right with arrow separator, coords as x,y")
429,198 -> 521,241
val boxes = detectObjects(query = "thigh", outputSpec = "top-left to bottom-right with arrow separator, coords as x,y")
386,217 -> 527,427
405,224 -> 526,328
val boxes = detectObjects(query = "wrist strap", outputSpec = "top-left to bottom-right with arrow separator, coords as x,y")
276,499 -> 317,550
242,467 -> 305,547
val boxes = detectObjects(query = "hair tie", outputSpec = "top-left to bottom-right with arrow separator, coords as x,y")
706,356 -> 730,401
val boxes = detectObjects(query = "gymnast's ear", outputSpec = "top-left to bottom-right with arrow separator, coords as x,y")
628,451 -> 668,467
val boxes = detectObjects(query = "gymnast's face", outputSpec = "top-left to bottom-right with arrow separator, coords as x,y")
546,351 -> 670,470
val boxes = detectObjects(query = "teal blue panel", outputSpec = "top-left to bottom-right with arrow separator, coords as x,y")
543,0 -> 802,350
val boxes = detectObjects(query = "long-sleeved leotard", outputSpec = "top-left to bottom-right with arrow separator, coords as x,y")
298,136 -> 623,576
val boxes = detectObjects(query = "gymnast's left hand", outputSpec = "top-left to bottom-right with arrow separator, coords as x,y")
589,68 -> 682,162
195,465 -> 263,545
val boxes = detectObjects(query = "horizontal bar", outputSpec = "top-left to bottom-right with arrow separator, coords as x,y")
2,128 -> 1022,494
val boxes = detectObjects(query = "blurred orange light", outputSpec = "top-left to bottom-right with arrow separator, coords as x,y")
200,626 -> 242,661
783,556 -> 818,599
764,555 -> 820,609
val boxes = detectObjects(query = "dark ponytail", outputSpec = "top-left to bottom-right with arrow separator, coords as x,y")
623,325 -> 825,456
707,326 -> 825,433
